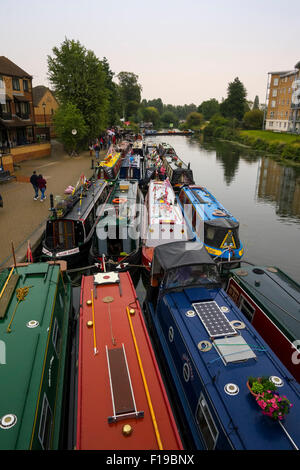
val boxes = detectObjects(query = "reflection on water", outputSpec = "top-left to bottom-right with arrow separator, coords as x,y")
144,135 -> 300,282
257,158 -> 300,220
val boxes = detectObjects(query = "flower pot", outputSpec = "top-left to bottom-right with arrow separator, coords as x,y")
246,380 -> 261,397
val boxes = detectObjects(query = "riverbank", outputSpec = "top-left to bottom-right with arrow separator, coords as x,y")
203,120 -> 300,164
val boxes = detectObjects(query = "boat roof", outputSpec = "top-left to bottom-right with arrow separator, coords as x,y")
121,153 -> 141,169
76,272 -> 183,450
229,265 -> 300,341
99,151 -> 121,168
132,140 -> 143,149
163,154 -> 189,171
48,179 -> 107,222
0,263 -> 69,450
144,180 -> 194,246
96,180 -> 140,227
162,285 -> 300,449
152,241 -> 215,275
181,186 -> 239,227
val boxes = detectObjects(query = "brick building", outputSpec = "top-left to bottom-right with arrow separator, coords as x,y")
32,85 -> 59,138
264,63 -> 300,134
0,56 -> 35,152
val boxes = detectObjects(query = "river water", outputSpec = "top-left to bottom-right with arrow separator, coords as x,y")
143,134 -> 300,284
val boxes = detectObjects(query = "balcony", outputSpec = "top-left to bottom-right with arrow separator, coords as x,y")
0,112 -> 12,120
16,112 -> 30,120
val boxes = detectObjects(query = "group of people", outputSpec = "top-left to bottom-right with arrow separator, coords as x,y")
89,129 -> 122,159
30,171 -> 47,201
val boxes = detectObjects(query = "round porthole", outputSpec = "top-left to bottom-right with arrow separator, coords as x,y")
168,326 -> 174,343
253,268 -> 265,275
224,383 -> 239,396
185,310 -> 196,318
198,340 -> 212,352
220,306 -> 229,313
0,414 -> 17,429
26,320 -> 39,329
269,376 -> 284,387
230,320 -> 246,330
183,363 -> 190,382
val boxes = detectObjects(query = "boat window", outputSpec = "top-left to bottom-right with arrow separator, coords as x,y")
196,394 -> 219,450
52,220 -> 75,250
239,296 -> 255,322
163,264 -> 221,290
52,318 -> 61,357
38,394 -> 53,450
204,225 -> 240,249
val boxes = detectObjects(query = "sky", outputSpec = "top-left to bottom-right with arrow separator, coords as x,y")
1,0 -> 300,106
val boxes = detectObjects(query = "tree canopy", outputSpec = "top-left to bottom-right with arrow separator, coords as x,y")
47,38 -> 109,139
220,77 -> 247,121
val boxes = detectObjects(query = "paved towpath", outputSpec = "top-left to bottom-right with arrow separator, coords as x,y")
0,141 -> 105,268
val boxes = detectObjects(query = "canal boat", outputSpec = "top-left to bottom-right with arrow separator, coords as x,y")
89,180 -> 144,274
141,179 -> 193,272
73,271 -> 183,450
143,241 -> 300,450
177,185 -> 243,265
0,261 -> 72,450
94,148 -> 122,181
42,178 -> 112,268
158,142 -> 176,157
161,153 -> 194,191
226,264 -> 300,383
119,152 -> 143,181
132,139 -> 143,156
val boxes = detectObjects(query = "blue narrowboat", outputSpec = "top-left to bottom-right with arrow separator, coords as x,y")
144,241 -> 300,450
119,152 -> 143,181
177,185 -> 243,265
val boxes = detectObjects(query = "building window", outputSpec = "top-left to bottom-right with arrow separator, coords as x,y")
271,100 -> 276,108
0,76 -> 4,88
273,78 -> 279,86
38,394 -> 53,450
196,394 -> 219,450
23,80 -> 28,92
12,77 -> 20,90
272,89 -> 277,97
269,121 -> 273,127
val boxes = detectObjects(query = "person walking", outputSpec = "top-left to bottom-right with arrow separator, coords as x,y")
30,170 -> 39,200
37,174 -> 47,202
94,141 -> 100,159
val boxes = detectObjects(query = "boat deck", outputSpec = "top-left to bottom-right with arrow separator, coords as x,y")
76,272 -> 183,450
160,285 -> 300,449
182,185 -> 237,222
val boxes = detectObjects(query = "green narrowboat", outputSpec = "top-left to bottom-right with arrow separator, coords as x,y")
0,261 -> 72,450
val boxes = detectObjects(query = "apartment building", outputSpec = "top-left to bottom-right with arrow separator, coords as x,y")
0,56 -> 36,152
264,64 -> 300,134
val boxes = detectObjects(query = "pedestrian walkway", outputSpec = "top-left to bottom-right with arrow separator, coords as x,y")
0,141 -> 105,268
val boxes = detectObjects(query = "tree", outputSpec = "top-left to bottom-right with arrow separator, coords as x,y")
253,95 -> 259,110
220,77 -> 247,121
53,102 -> 88,152
198,99 -> 220,120
185,111 -> 204,129
47,38 -> 109,139
243,109 -> 264,129
160,111 -> 178,127
101,57 -> 122,126
117,71 -> 142,119
142,106 -> 160,127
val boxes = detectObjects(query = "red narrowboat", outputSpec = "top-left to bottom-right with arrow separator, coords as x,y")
75,271 -> 183,450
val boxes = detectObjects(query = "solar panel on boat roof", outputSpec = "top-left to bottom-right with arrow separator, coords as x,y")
192,301 -> 236,338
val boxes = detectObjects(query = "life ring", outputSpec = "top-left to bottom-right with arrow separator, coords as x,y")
213,210 -> 226,217
112,197 -> 127,204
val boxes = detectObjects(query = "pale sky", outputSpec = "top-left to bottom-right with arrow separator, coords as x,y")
1,0 -> 300,106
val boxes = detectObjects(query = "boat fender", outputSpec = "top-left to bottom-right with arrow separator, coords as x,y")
112,197 -> 127,204
213,210 -> 227,217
